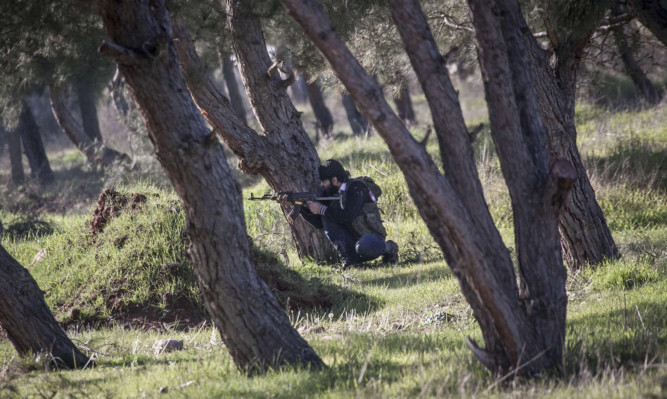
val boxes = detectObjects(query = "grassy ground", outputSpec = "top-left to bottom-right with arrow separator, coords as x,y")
0,88 -> 665,397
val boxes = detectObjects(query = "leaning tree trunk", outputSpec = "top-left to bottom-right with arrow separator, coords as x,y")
304,75 -> 334,141
626,0 -> 667,46
341,92 -> 369,136
6,125 -> 25,185
0,244 -> 89,369
18,101 -> 54,185
524,7 -> 620,270
219,49 -> 248,125
611,5 -> 662,105
75,79 -> 104,142
97,0 -> 323,372
50,86 -> 130,167
393,81 -> 416,126
282,0 -> 571,376
189,0 -> 336,261
173,19 -> 335,262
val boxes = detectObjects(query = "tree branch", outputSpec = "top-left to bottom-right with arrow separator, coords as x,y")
99,40 -> 141,65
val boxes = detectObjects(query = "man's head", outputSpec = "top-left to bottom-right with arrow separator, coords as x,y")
318,159 -> 350,195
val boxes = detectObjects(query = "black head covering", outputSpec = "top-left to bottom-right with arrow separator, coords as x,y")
318,159 -> 350,181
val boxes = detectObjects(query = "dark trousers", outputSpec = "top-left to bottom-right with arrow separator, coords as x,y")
322,217 -> 385,264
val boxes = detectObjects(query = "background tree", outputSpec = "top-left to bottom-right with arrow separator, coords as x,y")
625,0 -> 667,46
17,100 -> 54,185
281,0 -> 573,376
0,0 -> 128,168
341,92 -> 370,136
0,244 -> 89,369
97,0 -> 323,372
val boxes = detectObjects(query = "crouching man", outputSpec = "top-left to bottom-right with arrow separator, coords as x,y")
297,159 -> 398,269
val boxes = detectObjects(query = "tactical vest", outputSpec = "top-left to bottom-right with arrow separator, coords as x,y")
347,177 -> 387,238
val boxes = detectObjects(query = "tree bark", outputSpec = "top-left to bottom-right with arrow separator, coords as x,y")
173,2 -> 335,262
522,4 -> 620,269
108,67 -> 132,118
219,49 -> 248,125
0,244 -> 89,369
97,0 -> 323,372
75,79 -> 104,142
6,124 -> 25,185
393,81 -> 416,126
282,0 -> 570,376
341,92 -> 370,136
304,75 -> 334,141
626,0 -> 667,46
18,101 -> 54,185
611,5 -> 663,105
50,86 -> 130,167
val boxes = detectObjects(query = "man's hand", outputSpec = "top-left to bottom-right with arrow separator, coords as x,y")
277,193 -> 290,204
307,200 -> 323,214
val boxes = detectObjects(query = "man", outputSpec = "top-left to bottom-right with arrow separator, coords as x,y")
298,159 -> 399,269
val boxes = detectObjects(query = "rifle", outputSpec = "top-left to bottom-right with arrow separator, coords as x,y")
248,191 -> 341,223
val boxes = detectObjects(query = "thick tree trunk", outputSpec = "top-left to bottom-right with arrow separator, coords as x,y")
523,7 -> 620,269
393,82 -> 416,126
0,244 -> 89,368
282,0 -> 570,376
198,1 -> 335,261
18,102 -> 54,185
50,86 -> 130,167
75,79 -> 103,142
173,20 -> 335,262
219,49 -> 248,125
6,125 -> 25,185
626,0 -> 667,46
97,0 -> 323,372
304,76 -> 334,141
341,92 -> 369,136
611,6 -> 662,105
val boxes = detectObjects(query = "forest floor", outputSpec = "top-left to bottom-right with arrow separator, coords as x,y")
0,82 -> 665,397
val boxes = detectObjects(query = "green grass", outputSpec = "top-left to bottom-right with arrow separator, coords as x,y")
1,100 -> 666,397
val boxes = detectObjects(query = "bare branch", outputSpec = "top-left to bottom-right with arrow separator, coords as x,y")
99,40 -> 141,65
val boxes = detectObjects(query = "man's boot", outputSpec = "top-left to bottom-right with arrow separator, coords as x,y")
382,240 -> 399,264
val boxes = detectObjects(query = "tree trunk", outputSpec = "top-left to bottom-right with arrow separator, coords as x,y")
174,2 -> 335,262
393,81 -> 416,126
611,5 -> 662,104
282,0 -> 571,376
6,125 -> 25,185
50,86 -> 130,167
523,5 -> 620,270
18,101 -> 54,185
341,92 -> 370,136
97,0 -> 323,372
75,79 -> 104,142
304,75 -> 334,141
626,0 -> 667,46
219,49 -> 248,125
0,244 -> 89,369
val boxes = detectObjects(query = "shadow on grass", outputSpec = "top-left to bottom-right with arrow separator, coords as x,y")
360,263 -> 453,289
565,300 -> 665,373
253,247 -> 383,318
586,138 -> 666,191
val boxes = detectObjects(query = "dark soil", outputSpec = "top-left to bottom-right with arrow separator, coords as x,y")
90,189 -> 147,235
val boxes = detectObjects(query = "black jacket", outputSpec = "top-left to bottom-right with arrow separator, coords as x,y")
301,180 -> 371,230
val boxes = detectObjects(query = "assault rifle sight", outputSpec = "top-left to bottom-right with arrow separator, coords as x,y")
248,191 -> 341,223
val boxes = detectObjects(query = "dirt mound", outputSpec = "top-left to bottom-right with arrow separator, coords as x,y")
90,189 -> 147,235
